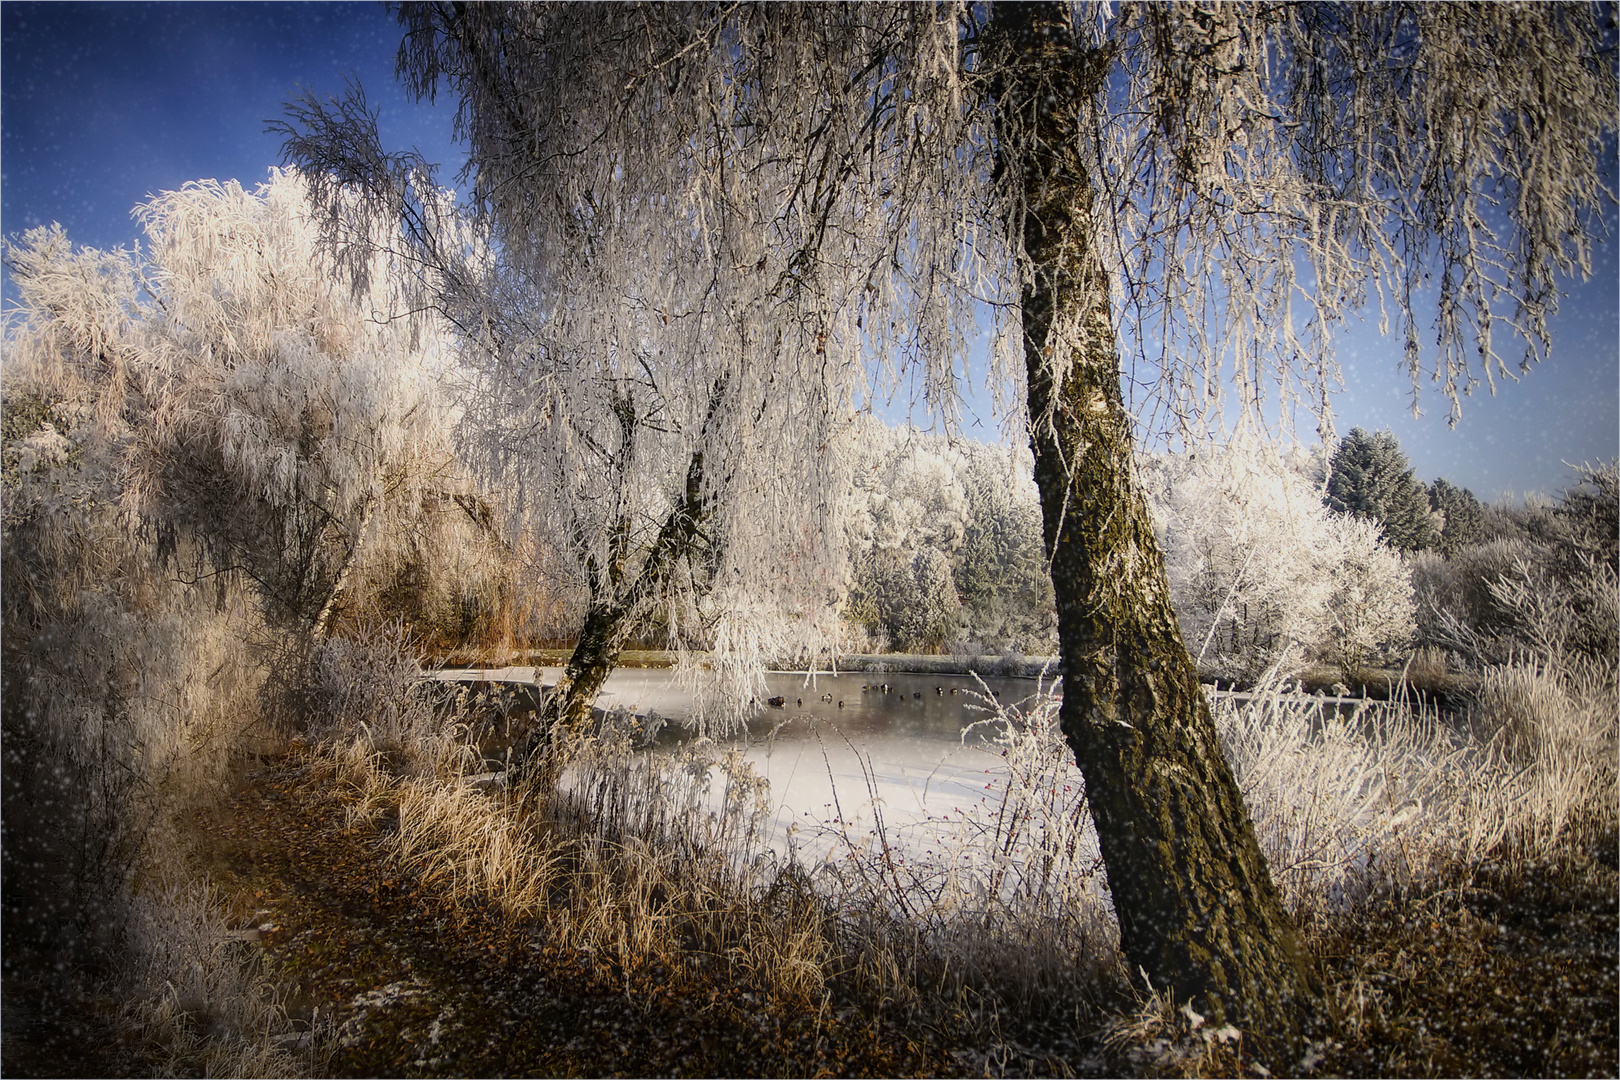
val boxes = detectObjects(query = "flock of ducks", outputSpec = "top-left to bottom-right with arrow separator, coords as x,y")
764,682 -> 999,710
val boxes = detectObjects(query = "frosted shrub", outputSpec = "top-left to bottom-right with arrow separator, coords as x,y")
1321,514 -> 1418,680
1145,435 -> 1416,678
1487,553 -> 1619,670
347,489 -> 520,651
119,880 -> 297,1077
1411,536 -> 1543,660
295,622 -> 471,779
1417,464 -> 1618,670
954,440 -> 1057,653
132,172 -> 456,634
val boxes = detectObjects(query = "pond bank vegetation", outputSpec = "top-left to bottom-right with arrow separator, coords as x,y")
10,624 -> 1611,1077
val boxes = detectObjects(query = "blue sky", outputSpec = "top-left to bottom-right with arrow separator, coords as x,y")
4,1 -> 1615,501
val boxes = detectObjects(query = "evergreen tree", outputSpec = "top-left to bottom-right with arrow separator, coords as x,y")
1427,477 -> 1486,556
1325,428 -> 1437,553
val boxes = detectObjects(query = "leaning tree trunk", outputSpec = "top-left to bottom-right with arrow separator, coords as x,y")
514,378 -> 730,792
993,3 -> 1320,1059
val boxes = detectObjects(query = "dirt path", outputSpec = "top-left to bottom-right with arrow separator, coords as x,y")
195,754 -> 968,1078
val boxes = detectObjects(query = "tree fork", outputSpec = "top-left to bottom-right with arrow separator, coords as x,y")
992,1 -> 1320,1058
514,375 -> 730,791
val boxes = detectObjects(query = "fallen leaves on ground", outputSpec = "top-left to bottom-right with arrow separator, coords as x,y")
195,755 -> 965,1078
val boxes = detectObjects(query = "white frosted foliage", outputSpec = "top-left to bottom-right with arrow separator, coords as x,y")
1145,434 -> 1415,676
124,172 -> 456,627
282,1 -> 1611,724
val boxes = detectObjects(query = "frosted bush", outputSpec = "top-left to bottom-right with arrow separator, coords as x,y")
1410,537 -> 1542,655
1321,514 -> 1418,679
1414,463 -> 1618,670
953,440 -> 1056,653
132,171 -> 457,632
841,421 -> 972,652
1144,435 -> 1415,677
120,880 -> 297,1077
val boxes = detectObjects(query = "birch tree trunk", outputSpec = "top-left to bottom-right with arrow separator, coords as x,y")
994,2 -> 1320,1057
514,377 -> 730,790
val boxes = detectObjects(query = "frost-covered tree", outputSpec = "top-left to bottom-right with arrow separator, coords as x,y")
1149,436 -> 1324,675
127,173 -> 455,634
281,63 -> 868,740
848,545 -> 964,653
1,173 -> 465,968
283,1 -> 1615,1052
1320,515 -> 1419,681
954,440 -> 1056,652
1325,428 -> 1438,554
1145,440 -> 1328,675
844,420 -> 970,558
1427,477 -> 1487,557
838,422 -> 1054,653
1144,435 -> 1417,679
1,172 -> 459,797
842,420 -> 970,651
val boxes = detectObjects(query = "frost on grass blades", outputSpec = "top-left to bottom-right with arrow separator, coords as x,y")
305,647 -> 1613,1071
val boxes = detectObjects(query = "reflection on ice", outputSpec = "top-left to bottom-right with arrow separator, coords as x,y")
586,671 -> 1114,918
740,717 -> 1013,865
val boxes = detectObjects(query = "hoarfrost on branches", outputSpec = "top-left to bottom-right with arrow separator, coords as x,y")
1143,432 -> 1416,679
282,2 -> 1612,731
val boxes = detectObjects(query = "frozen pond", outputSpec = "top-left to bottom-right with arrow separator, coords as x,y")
612,668 -> 1063,862
434,664 -> 1373,866
438,664 -> 1071,863
738,671 -> 1062,862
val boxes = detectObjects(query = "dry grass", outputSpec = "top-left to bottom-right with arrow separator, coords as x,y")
17,596 -> 1606,1077
288,638 -> 1614,1074
116,880 -> 302,1078
313,720 -> 850,1011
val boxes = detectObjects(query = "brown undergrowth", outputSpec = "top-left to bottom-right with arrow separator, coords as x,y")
187,745 -> 971,1077
1311,825 -> 1618,1079
8,619 -> 1610,1077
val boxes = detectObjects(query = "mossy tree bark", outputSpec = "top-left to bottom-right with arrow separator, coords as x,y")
993,2 -> 1320,1059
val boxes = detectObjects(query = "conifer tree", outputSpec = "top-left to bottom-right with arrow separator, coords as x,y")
1428,477 -> 1487,557
1325,428 -> 1438,553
